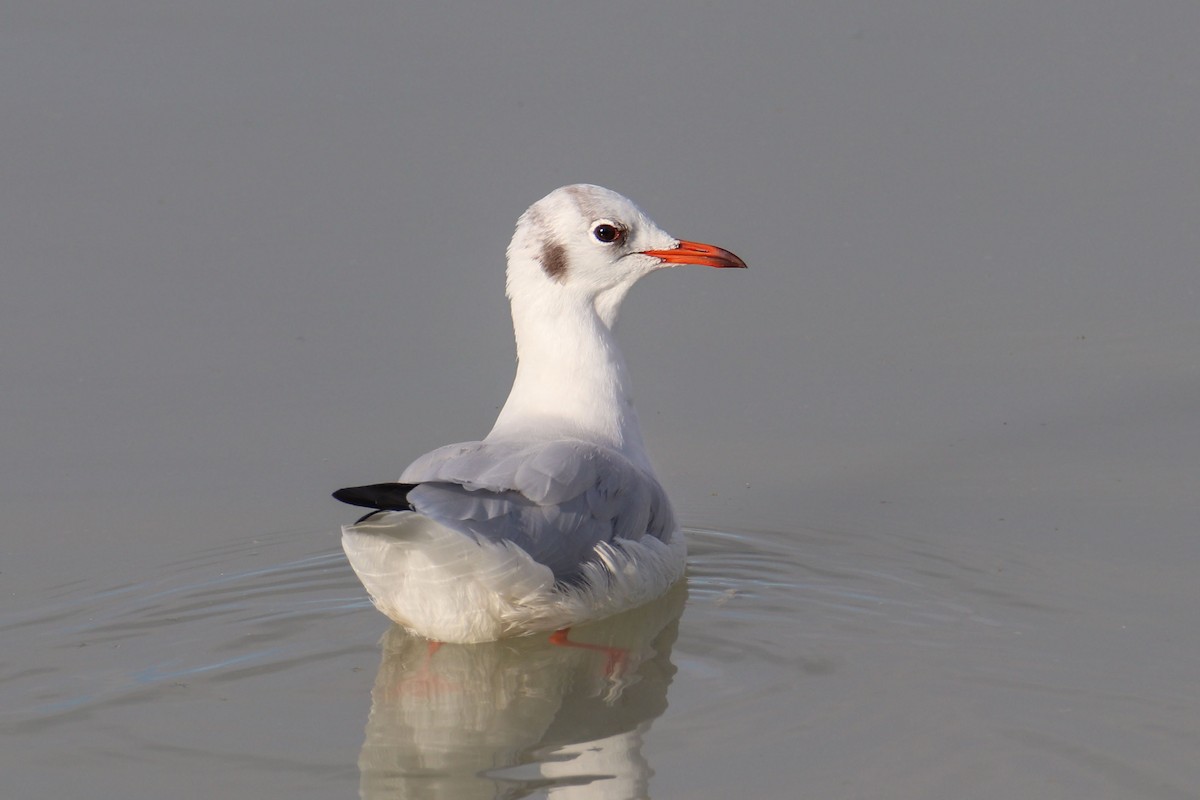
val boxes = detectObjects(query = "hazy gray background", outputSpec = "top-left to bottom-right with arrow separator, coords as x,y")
3,2 -> 1198,797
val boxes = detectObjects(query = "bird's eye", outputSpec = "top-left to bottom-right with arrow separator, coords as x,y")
592,223 -> 623,244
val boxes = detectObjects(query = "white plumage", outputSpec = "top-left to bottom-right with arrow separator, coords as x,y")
337,184 -> 745,643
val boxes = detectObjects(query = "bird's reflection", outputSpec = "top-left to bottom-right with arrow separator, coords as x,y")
357,581 -> 686,799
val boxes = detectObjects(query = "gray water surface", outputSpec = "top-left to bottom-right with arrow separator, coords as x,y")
6,522 -> 1195,797
3,2 -> 1198,798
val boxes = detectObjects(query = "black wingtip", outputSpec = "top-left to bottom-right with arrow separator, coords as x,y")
332,483 -> 419,513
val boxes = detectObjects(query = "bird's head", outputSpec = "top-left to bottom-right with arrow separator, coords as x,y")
506,184 -> 745,324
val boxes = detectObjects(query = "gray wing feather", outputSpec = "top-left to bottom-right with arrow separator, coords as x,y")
401,440 -> 603,504
398,440 -> 676,581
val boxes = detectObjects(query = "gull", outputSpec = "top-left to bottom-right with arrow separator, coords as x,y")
334,184 -> 745,643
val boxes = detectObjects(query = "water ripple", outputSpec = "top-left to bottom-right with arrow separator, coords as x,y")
1,528 -> 376,730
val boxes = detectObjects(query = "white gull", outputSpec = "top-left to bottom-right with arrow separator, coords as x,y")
335,184 -> 745,643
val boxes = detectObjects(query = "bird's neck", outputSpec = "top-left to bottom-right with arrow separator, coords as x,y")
488,289 -> 652,470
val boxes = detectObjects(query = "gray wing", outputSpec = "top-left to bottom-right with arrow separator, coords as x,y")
398,440 -> 676,582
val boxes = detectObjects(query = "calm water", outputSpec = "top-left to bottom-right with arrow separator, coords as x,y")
4,2 -> 1199,797
6,518 -> 1196,798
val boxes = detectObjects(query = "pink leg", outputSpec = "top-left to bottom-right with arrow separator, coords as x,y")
550,628 -> 629,677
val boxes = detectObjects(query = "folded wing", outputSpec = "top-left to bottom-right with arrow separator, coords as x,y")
394,439 -> 677,582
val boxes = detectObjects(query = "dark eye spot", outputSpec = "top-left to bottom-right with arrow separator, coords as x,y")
540,241 -> 569,281
592,223 -> 623,244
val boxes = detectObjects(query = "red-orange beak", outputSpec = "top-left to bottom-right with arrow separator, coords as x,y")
641,239 -> 747,270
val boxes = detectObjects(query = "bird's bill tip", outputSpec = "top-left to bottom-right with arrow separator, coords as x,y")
642,239 -> 747,269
